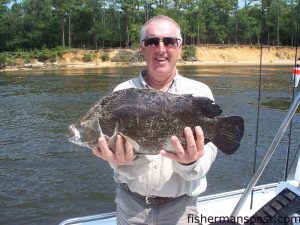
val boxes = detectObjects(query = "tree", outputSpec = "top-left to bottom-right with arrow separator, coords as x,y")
0,0 -> 299,51
0,0 -> 13,50
22,0 -> 56,49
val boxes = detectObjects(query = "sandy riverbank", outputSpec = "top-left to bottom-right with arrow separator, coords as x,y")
1,46 -> 296,72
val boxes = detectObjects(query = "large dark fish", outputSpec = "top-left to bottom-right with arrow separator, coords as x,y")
68,88 -> 244,155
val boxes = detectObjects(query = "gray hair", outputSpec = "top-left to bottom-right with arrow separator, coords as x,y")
140,15 -> 182,43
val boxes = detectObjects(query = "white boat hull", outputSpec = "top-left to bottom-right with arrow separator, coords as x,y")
59,180 -> 300,225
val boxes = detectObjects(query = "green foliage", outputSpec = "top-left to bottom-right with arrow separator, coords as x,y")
24,56 -> 31,64
0,0 -> 299,50
129,23 -> 142,47
0,53 -> 19,66
182,45 -> 197,61
0,53 -> 7,66
101,52 -> 110,62
83,53 -> 93,62
52,46 -> 67,58
5,57 -> 18,66
37,49 -> 57,62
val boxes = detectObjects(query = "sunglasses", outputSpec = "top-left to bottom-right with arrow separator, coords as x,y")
142,37 -> 181,47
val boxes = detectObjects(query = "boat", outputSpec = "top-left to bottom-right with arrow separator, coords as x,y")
59,92 -> 300,225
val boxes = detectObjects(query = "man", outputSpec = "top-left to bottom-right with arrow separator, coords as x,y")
92,15 -> 217,225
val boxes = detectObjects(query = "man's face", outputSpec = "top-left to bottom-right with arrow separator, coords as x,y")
141,20 -> 181,82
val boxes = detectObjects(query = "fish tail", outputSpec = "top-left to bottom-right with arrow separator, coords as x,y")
212,116 -> 244,155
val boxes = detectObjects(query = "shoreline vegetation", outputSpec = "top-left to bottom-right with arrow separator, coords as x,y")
0,45 -> 296,73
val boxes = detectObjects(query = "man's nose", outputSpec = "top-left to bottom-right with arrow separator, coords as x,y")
157,41 -> 166,52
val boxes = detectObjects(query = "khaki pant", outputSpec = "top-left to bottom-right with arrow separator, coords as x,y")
115,184 -> 199,225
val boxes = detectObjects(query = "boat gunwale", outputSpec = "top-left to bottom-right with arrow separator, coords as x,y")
58,182 -> 279,225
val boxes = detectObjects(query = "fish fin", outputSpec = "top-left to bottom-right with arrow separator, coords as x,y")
119,132 -> 140,153
192,97 -> 222,118
212,116 -> 244,155
107,123 -> 119,151
97,120 -> 116,150
97,120 -> 105,137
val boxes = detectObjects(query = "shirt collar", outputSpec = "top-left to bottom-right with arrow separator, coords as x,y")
138,69 -> 179,93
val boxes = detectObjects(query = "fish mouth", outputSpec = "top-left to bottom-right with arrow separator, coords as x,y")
67,124 -> 97,149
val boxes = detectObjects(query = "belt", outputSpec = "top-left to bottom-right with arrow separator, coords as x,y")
121,184 -> 185,205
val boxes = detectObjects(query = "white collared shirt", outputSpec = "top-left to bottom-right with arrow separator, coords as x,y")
109,69 -> 217,197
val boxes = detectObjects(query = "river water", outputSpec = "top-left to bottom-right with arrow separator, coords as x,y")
0,65 -> 299,225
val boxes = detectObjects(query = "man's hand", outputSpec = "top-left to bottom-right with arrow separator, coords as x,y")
92,135 -> 135,165
160,126 -> 205,165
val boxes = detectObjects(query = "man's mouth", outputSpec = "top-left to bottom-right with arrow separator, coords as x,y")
155,57 -> 168,62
